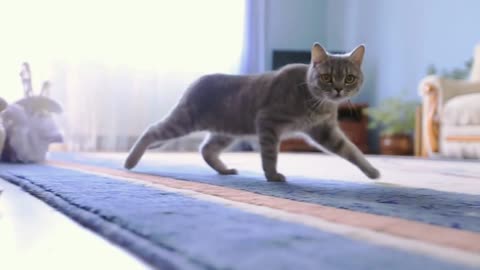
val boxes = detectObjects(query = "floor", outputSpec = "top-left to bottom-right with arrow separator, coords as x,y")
0,152 -> 479,269
62,152 -> 480,194
0,178 -> 149,270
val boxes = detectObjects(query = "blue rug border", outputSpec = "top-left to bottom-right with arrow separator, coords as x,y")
1,163 -> 478,270
0,172 -> 199,270
44,152 -> 480,233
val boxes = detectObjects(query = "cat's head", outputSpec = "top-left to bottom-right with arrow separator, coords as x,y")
307,43 -> 365,103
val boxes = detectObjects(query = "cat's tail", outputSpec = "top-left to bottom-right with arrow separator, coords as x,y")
124,110 -> 195,169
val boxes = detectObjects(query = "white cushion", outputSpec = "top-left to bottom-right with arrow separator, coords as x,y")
442,125 -> 480,137
441,140 -> 480,159
443,93 -> 480,125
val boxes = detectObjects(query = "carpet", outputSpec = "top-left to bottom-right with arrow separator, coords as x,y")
0,152 -> 479,269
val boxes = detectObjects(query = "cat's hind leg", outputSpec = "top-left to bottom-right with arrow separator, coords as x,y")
124,113 -> 193,169
200,133 -> 237,175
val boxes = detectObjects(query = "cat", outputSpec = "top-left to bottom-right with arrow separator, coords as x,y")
125,43 -> 380,181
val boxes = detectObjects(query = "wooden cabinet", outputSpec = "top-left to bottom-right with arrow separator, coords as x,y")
280,103 -> 369,153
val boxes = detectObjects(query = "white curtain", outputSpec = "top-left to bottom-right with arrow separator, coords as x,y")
0,0 -> 265,151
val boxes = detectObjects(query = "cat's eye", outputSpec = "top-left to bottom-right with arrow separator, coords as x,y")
345,75 -> 356,84
320,74 -> 332,83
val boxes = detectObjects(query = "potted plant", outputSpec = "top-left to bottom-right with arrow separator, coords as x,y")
365,97 -> 418,155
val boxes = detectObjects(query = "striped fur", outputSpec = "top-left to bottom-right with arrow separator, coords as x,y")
125,43 -> 380,181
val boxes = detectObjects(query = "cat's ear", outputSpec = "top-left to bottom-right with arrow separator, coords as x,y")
311,43 -> 328,65
349,44 -> 365,66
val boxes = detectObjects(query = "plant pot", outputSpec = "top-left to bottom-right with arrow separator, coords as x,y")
380,134 -> 413,155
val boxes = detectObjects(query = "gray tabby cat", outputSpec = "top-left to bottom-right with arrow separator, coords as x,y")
125,43 -> 380,181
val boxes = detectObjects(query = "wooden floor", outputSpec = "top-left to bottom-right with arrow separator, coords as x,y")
0,178 -> 149,270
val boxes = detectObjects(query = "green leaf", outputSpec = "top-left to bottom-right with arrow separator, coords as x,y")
366,95 -> 419,135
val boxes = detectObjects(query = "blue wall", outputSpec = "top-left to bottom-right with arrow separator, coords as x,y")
325,0 -> 480,104
266,0 -> 480,104
264,0 -> 328,70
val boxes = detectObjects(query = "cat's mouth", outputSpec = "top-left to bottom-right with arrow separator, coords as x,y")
327,92 -> 349,102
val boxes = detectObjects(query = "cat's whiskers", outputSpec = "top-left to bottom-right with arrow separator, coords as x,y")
314,98 -> 322,108
306,96 -> 321,109
345,99 -> 354,115
310,97 -> 327,111
347,99 -> 360,119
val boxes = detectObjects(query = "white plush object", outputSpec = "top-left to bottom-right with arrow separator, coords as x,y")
442,93 -> 480,126
0,122 -> 5,155
0,97 -> 7,155
0,62 -> 63,163
1,100 -> 63,163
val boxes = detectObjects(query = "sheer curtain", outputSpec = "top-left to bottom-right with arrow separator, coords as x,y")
0,0 -> 265,151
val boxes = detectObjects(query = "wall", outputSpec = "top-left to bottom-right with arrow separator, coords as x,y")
264,0 -> 328,70
325,0 -> 480,104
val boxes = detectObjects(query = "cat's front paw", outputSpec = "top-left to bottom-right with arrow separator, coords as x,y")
365,167 -> 381,179
218,168 -> 238,175
124,155 -> 139,170
266,172 -> 286,182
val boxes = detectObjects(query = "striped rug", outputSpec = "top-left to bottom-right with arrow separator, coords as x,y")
1,152 -> 479,269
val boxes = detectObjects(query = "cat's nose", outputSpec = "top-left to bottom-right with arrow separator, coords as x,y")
334,87 -> 342,93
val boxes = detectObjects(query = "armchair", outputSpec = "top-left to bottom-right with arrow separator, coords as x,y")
418,44 -> 480,158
